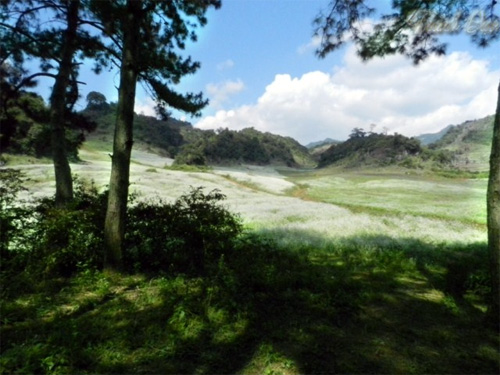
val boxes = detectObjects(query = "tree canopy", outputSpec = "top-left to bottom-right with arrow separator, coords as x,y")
314,0 -> 500,63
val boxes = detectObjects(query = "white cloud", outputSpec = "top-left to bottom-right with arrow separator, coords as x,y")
134,97 -> 157,117
297,35 -> 322,55
216,59 -> 235,71
196,47 -> 499,144
206,79 -> 245,108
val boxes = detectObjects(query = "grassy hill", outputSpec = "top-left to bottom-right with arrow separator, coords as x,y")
429,115 -> 494,172
175,127 -> 315,167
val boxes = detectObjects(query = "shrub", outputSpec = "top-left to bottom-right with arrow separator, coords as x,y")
0,169 -> 33,289
126,187 -> 242,275
27,180 -> 107,277
0,169 -> 28,254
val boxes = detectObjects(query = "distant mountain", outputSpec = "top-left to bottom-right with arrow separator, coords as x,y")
316,115 -> 494,171
74,103 -> 499,172
306,138 -> 340,149
417,125 -> 454,145
428,115 -> 494,171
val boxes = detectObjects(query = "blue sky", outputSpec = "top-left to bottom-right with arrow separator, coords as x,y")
39,0 -> 500,145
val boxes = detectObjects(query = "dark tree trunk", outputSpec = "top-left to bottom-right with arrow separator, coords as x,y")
103,0 -> 141,269
487,81 -> 500,325
49,0 -> 79,206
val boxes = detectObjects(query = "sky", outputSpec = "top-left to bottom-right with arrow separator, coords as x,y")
38,0 -> 500,145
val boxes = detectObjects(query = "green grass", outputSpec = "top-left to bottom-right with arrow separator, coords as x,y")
0,153 -> 53,166
284,169 -> 488,226
165,164 -> 212,173
1,234 -> 498,374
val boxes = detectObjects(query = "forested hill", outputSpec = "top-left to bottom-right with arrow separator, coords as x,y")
82,102 -> 191,157
2,89 -> 492,171
317,129 -> 425,168
82,102 -> 315,167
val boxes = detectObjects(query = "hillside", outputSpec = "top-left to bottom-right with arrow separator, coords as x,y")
175,127 -> 314,167
4,92 -> 492,172
428,115 -> 494,171
317,131 -> 439,169
317,115 -> 494,172
306,137 -> 340,149
81,104 -> 316,168
417,125 -> 454,145
81,104 -> 190,157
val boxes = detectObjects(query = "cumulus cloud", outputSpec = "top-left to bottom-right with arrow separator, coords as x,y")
196,47 -> 499,144
206,79 -> 245,109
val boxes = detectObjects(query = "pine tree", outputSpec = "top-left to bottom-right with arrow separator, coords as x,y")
1,0 -> 106,205
89,0 -> 221,268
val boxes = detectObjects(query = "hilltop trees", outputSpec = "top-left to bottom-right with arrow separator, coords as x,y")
314,0 -> 500,322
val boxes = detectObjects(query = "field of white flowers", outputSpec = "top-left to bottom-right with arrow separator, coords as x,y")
9,144 -> 487,246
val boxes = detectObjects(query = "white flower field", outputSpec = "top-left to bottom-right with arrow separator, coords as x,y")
11,144 -> 487,247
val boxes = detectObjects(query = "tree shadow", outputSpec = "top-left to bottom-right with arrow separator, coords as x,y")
1,230 -> 499,374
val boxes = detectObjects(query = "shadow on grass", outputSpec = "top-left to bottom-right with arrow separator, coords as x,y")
1,230 -> 499,374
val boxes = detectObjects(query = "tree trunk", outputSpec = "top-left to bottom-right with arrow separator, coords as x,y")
49,0 -> 79,206
103,0 -> 141,269
487,81 -> 500,325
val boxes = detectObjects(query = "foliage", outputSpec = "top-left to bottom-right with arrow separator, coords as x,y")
314,0 -> 500,63
318,130 -> 425,168
0,169 -> 28,261
27,181 -> 107,278
126,187 -> 242,275
174,127 -> 314,167
1,182 -> 242,282
0,73 -> 97,160
81,99 -> 190,158
85,91 -> 109,111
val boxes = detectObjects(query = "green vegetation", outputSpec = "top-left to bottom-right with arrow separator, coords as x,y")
0,90 -> 96,160
286,170 -> 488,225
429,116 -> 495,172
1,164 -> 498,374
173,127 -> 315,167
80,101 -> 315,168
318,130 -> 457,170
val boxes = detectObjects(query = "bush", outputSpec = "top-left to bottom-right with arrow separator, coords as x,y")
27,180 -> 107,277
126,187 -> 242,275
2,180 -> 242,283
0,169 -> 32,287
